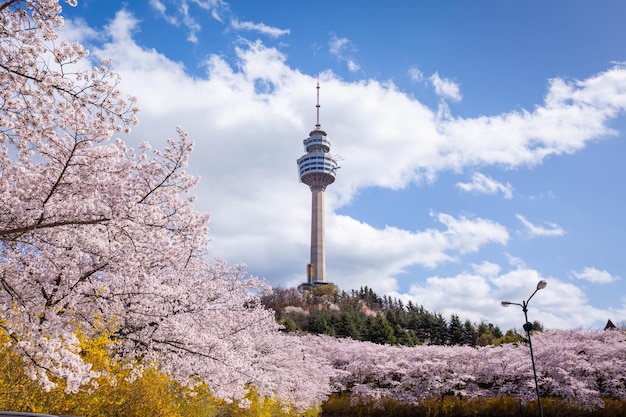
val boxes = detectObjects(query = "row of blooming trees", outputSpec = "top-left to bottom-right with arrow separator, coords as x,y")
0,0 -> 333,411
306,329 -> 626,411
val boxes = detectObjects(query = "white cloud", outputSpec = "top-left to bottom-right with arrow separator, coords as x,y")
231,19 -> 290,38
430,72 -> 462,102
346,60 -> 360,72
328,33 -> 360,72
192,0 -> 229,23
149,0 -> 178,25
323,212 -> 509,293
573,267 -> 620,284
191,0 -> 228,12
505,253 -> 527,269
472,261 -> 501,278
408,67 -> 424,82
516,214 -> 565,238
456,172 -> 514,199
328,35 -> 349,55
58,16 -> 99,43
178,1 -> 202,42
148,0 -> 229,41
103,9 -> 140,44
150,0 -> 167,15
437,69 -> 626,170
395,265 -> 612,331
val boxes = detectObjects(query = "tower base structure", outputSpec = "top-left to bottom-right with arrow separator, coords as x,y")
297,281 -> 333,292
297,263 -> 334,292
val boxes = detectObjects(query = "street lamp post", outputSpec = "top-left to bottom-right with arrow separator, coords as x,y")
501,280 -> 547,417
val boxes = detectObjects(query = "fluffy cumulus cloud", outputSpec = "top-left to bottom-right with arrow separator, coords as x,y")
397,262 -> 613,331
438,69 -> 626,169
324,212 -> 509,293
573,267 -> 620,284
430,72 -> 462,102
62,10 -> 626,330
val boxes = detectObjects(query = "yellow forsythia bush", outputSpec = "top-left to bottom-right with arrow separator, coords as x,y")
0,327 -> 316,417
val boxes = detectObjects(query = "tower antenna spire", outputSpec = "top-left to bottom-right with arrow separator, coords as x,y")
315,76 -> 321,130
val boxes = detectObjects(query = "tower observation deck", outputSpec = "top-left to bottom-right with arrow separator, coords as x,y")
297,83 -> 339,288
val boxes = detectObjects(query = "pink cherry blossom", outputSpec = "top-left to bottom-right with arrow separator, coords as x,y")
305,329 -> 626,410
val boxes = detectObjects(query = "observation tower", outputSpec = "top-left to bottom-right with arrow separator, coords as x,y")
297,83 -> 339,289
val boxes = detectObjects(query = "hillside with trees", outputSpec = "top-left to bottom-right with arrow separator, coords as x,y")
261,285 -> 527,347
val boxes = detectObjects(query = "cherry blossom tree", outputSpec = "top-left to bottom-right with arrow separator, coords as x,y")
0,0 -> 335,409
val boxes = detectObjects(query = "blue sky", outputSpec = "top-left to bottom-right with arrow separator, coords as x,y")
59,0 -> 626,331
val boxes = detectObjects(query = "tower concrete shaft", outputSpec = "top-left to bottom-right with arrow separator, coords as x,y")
310,186 -> 326,283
